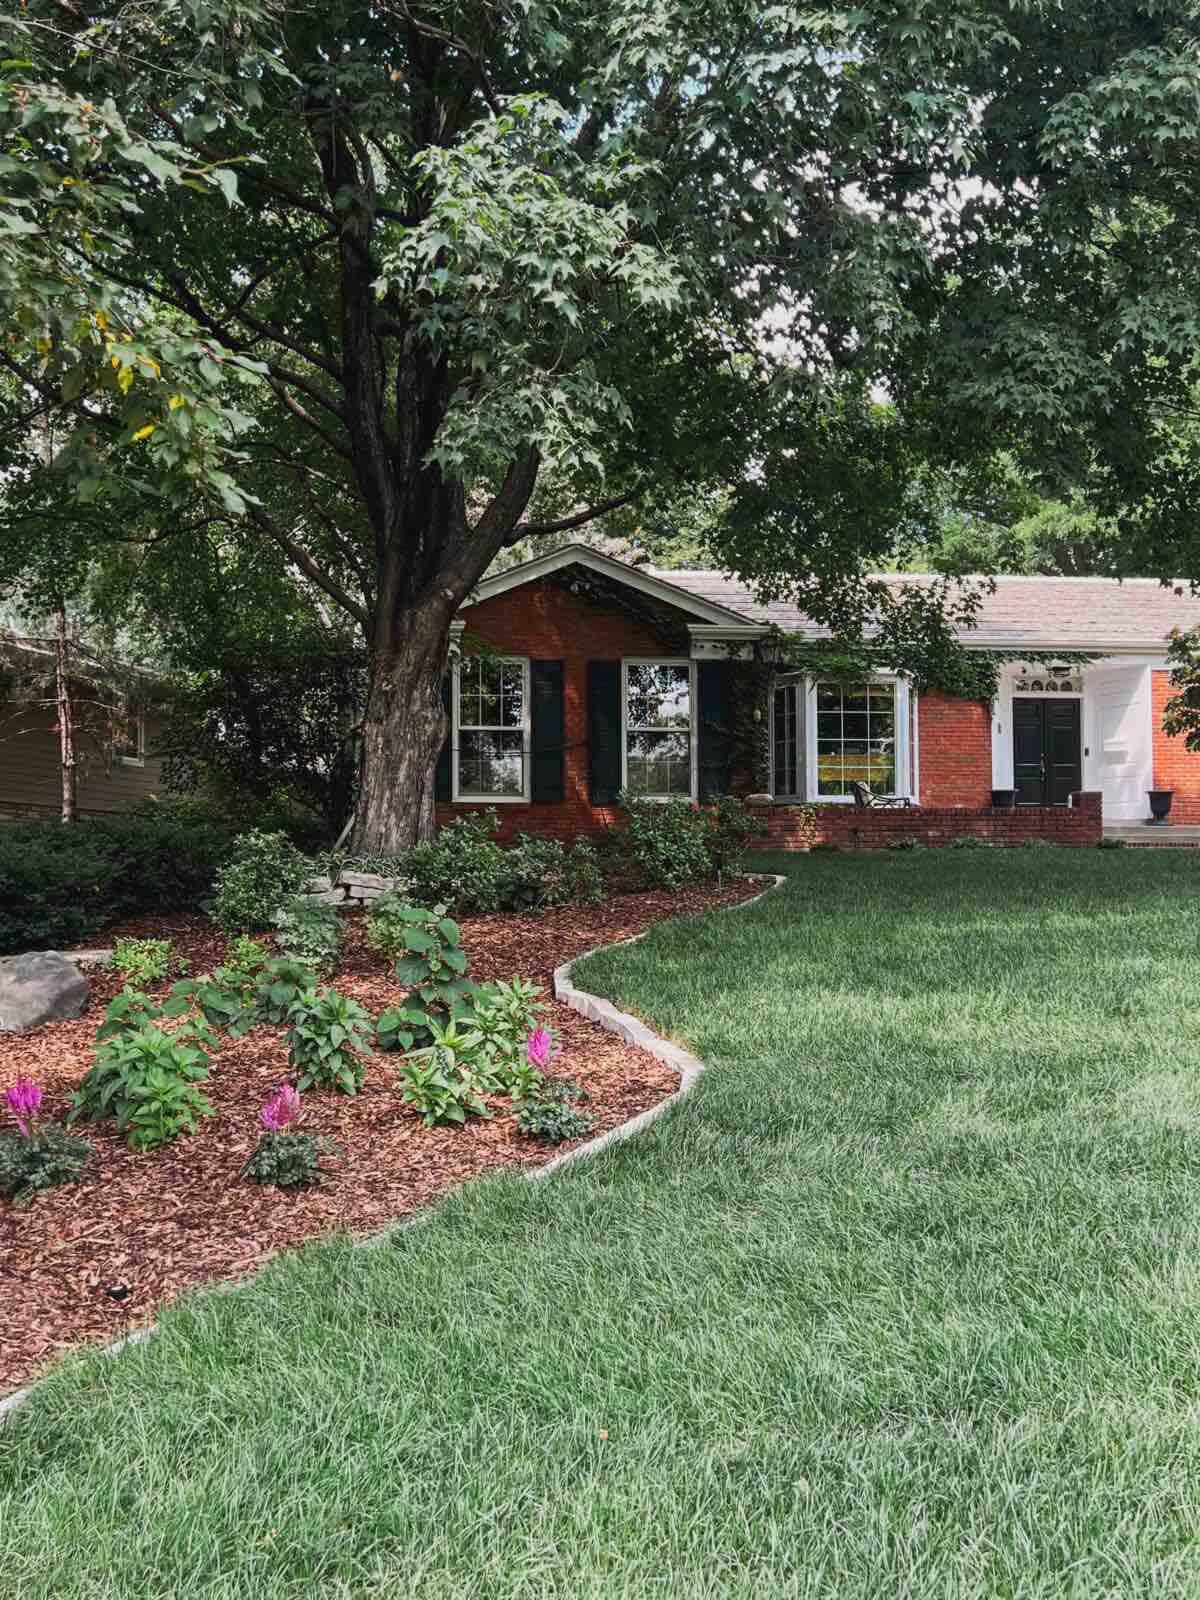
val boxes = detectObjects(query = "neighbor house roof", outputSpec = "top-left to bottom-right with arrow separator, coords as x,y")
468,544 -> 1200,654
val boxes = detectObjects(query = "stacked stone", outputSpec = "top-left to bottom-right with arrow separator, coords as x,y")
299,872 -> 408,907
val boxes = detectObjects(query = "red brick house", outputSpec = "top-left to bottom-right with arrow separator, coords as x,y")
436,544 -> 1200,848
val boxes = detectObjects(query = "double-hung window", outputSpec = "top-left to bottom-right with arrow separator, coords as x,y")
453,655 -> 529,801
622,660 -> 695,799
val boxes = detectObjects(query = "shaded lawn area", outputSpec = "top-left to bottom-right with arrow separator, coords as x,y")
6,848 -> 1200,1597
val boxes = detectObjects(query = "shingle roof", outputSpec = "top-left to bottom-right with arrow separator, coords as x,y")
648,569 -> 1200,649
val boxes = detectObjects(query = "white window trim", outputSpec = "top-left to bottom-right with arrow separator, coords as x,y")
799,675 -> 912,804
621,658 -> 698,802
768,673 -> 807,800
112,715 -> 146,768
451,655 -> 531,803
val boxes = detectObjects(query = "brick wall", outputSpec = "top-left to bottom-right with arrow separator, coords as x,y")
917,691 -> 993,807
1151,669 -> 1200,823
435,577 -> 670,840
750,791 -> 1103,850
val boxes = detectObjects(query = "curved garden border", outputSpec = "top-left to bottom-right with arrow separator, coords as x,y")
0,873 -> 787,1428
536,872 -> 787,1178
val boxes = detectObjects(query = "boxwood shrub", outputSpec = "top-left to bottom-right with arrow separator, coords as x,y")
0,816 -> 236,955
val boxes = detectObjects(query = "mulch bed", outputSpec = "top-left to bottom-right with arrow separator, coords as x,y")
0,878 -> 762,1397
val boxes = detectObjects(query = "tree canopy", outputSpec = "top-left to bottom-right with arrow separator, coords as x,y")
3,1 -> 1199,846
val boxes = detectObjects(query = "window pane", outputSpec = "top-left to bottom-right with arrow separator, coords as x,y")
461,658 -> 526,731
459,730 -> 523,796
626,730 -> 691,796
626,664 -> 690,729
814,681 -> 898,796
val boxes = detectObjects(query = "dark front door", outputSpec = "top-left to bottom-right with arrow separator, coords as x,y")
1013,698 -> 1082,805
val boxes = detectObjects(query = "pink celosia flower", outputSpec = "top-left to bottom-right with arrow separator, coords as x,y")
5,1077 -> 42,1139
260,1084 -> 301,1133
526,1028 -> 555,1071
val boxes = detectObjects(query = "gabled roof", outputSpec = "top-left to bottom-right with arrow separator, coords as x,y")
466,543 -> 756,627
469,544 -> 1200,653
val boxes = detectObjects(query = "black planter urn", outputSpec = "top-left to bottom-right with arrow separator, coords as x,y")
991,789 -> 1017,811
1147,788 -> 1174,824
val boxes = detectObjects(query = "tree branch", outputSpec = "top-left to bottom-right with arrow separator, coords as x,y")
507,485 -> 645,542
247,505 -> 370,629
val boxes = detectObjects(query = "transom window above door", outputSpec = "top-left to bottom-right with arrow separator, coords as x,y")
622,660 -> 694,799
453,655 -> 529,800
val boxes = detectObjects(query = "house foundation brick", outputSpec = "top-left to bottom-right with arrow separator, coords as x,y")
748,791 -> 1103,851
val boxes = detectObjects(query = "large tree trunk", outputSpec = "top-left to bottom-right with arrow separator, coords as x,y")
352,615 -> 450,855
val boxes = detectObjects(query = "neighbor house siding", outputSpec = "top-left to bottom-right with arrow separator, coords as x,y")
436,577 -> 677,840
0,703 -> 166,821
1151,669 -> 1200,824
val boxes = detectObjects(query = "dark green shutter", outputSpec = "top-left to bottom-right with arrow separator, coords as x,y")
587,660 -> 622,804
530,660 -> 565,803
698,659 -> 734,800
434,673 -> 451,802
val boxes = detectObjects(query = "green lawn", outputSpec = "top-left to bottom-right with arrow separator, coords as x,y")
7,848 -> 1200,1597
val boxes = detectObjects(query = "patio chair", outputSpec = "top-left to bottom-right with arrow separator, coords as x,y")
851,781 -> 912,811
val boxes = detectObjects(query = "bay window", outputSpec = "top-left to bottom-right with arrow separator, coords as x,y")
622,660 -> 695,799
453,655 -> 529,801
769,676 -> 912,801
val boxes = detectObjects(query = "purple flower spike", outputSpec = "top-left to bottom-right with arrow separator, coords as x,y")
526,1028 -> 554,1071
260,1084 -> 301,1133
5,1077 -> 43,1139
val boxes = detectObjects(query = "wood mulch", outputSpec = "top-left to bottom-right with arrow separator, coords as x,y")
0,878 -> 761,1397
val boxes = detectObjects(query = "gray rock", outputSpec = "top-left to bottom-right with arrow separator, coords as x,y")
0,951 -> 90,1033
339,870 -> 390,889
346,885 -> 384,900
304,889 -> 346,906
305,875 -> 333,894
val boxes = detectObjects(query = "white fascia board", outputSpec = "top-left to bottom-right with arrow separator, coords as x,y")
462,543 -> 753,627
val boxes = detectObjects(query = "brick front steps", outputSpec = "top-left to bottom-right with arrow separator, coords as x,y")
1104,825 -> 1200,848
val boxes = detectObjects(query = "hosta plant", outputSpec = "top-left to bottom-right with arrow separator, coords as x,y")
71,1021 -> 216,1150
285,988 -> 374,1094
0,1078 -> 94,1205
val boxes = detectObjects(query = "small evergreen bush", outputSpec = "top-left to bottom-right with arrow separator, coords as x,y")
618,793 -> 712,890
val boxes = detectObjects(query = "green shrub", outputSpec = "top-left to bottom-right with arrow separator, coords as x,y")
0,1125 -> 95,1204
618,792 -> 712,890
111,937 -> 181,987
133,792 -> 231,828
95,987 -> 165,1041
271,895 -> 342,973
561,839 -> 605,904
396,1025 -> 492,1128
514,1079 -> 596,1145
949,835 -> 995,850
886,836 -> 925,852
0,816 -> 235,955
402,811 -> 508,912
495,834 -> 564,912
211,829 -> 313,932
243,1131 -> 337,1189
372,903 -> 475,1050
285,988 -> 374,1094
71,1021 -> 216,1150
703,795 -> 764,876
1097,835 -> 1127,850
466,978 -> 547,1093
252,956 -> 323,1027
